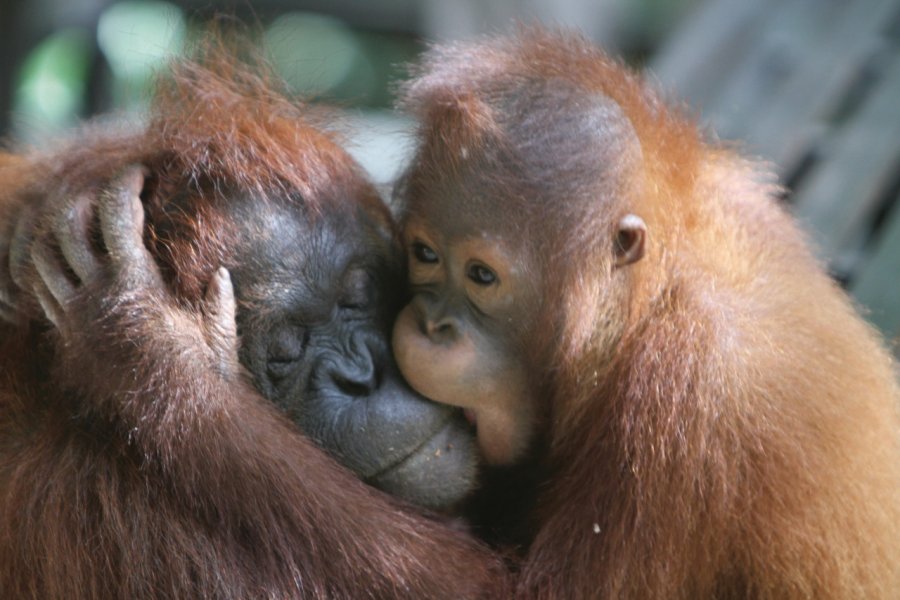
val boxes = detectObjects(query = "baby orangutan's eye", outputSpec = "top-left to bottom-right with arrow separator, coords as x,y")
467,264 -> 497,286
413,242 -> 439,264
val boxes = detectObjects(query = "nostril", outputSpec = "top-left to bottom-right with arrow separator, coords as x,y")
334,376 -> 372,397
424,318 -> 457,342
328,361 -> 378,397
322,333 -> 385,398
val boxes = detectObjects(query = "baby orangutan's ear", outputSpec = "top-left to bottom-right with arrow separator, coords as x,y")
614,214 -> 646,267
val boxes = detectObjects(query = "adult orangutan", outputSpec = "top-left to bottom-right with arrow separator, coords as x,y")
392,28 -> 900,598
0,50 -> 508,598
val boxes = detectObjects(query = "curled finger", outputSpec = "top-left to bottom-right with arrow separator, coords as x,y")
205,267 -> 239,376
53,193 -> 102,284
31,276 -> 64,330
99,166 -> 153,273
31,236 -> 77,308
9,200 -> 37,292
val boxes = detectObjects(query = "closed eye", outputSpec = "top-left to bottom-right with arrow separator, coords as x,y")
267,325 -> 307,381
266,358 -> 297,381
339,267 -> 373,311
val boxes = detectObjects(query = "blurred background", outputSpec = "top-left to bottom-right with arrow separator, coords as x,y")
0,0 -> 898,349
0,0 -> 703,182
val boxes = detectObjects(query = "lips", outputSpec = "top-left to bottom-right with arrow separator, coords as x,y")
367,411 -> 479,509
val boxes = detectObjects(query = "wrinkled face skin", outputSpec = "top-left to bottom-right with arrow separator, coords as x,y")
392,188 -> 543,466
228,194 -> 478,510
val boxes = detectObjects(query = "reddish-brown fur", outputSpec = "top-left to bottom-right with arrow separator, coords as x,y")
399,29 -> 900,599
0,50 -> 508,599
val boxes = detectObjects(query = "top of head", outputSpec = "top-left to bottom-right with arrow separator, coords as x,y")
397,27 -> 702,255
54,44 -> 376,197
35,38 -> 391,301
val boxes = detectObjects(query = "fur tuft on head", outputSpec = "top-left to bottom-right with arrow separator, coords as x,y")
10,31 -> 385,305
147,33 -> 359,209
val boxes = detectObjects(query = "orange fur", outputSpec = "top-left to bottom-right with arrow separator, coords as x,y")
400,28 -> 900,599
0,45 -> 508,599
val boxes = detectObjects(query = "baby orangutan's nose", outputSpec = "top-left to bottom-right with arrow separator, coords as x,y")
412,296 -> 461,345
422,314 -> 460,345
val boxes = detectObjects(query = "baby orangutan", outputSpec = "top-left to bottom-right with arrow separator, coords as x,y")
391,28 -> 900,599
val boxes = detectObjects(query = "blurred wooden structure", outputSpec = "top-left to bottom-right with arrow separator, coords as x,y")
651,0 -> 900,352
